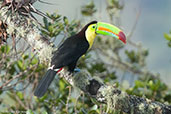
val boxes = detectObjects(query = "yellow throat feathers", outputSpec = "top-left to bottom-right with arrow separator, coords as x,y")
85,28 -> 97,49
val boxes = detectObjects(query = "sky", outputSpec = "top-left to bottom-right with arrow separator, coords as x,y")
34,0 -> 171,86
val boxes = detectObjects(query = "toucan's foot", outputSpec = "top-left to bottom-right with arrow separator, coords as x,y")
74,68 -> 80,73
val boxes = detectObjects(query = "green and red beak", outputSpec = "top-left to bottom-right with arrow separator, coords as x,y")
96,22 -> 126,44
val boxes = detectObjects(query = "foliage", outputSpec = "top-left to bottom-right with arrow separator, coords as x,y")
81,1 -> 97,16
106,0 -> 124,10
127,78 -> 171,103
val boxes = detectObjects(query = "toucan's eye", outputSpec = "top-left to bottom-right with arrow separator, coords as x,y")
92,25 -> 96,29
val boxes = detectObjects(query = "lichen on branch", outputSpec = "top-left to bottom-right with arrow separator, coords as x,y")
57,69 -> 171,114
0,6 -> 53,65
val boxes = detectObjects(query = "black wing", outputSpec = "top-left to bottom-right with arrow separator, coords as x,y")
51,35 -> 89,69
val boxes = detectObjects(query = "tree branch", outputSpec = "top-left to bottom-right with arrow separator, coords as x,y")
60,69 -> 171,114
0,5 -> 53,65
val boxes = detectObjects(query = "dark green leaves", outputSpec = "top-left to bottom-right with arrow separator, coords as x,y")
126,79 -> 170,103
125,50 -> 139,63
125,49 -> 148,66
107,0 -> 124,10
81,1 -> 97,16
41,14 -> 80,38
41,13 -> 64,37
0,45 -> 10,54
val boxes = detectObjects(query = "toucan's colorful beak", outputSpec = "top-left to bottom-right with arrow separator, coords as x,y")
96,22 -> 126,44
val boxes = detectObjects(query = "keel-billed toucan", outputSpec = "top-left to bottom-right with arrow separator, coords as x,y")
34,21 -> 126,97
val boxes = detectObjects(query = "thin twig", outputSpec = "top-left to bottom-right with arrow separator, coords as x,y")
14,92 -> 28,110
127,9 -> 141,48
66,85 -> 72,114
0,64 -> 37,90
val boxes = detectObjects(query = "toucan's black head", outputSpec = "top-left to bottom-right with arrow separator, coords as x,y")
79,21 -> 97,33
85,20 -> 98,27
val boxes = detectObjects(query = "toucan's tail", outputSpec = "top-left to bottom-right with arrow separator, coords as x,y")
34,69 -> 56,97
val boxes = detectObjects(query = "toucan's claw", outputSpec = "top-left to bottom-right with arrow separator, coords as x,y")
74,68 -> 81,73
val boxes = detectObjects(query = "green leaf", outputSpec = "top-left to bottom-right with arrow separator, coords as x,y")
1,45 -> 5,53
26,109 -> 34,114
48,25 -> 54,34
90,105 -> 98,111
59,80 -> 65,91
16,92 -> 23,100
142,50 -> 149,56
31,58 -> 38,65
22,55 -> 29,60
164,33 -> 171,41
88,110 -> 98,113
148,80 -> 160,91
6,45 -> 10,54
168,41 -> 171,47
43,17 -> 49,30
1,45 -> 10,53
135,80 -> 145,88
164,90 -> 171,103
63,16 -> 69,25
42,111 -> 48,114
17,60 -> 23,70
9,64 -> 16,75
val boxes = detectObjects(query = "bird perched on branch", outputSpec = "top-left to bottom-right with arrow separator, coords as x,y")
34,21 -> 126,97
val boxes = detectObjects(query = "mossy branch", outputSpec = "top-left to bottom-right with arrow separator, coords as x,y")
58,69 -> 171,114
1,4 -> 171,114
0,5 -> 53,65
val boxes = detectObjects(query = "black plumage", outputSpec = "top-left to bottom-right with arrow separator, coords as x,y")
51,33 -> 89,71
